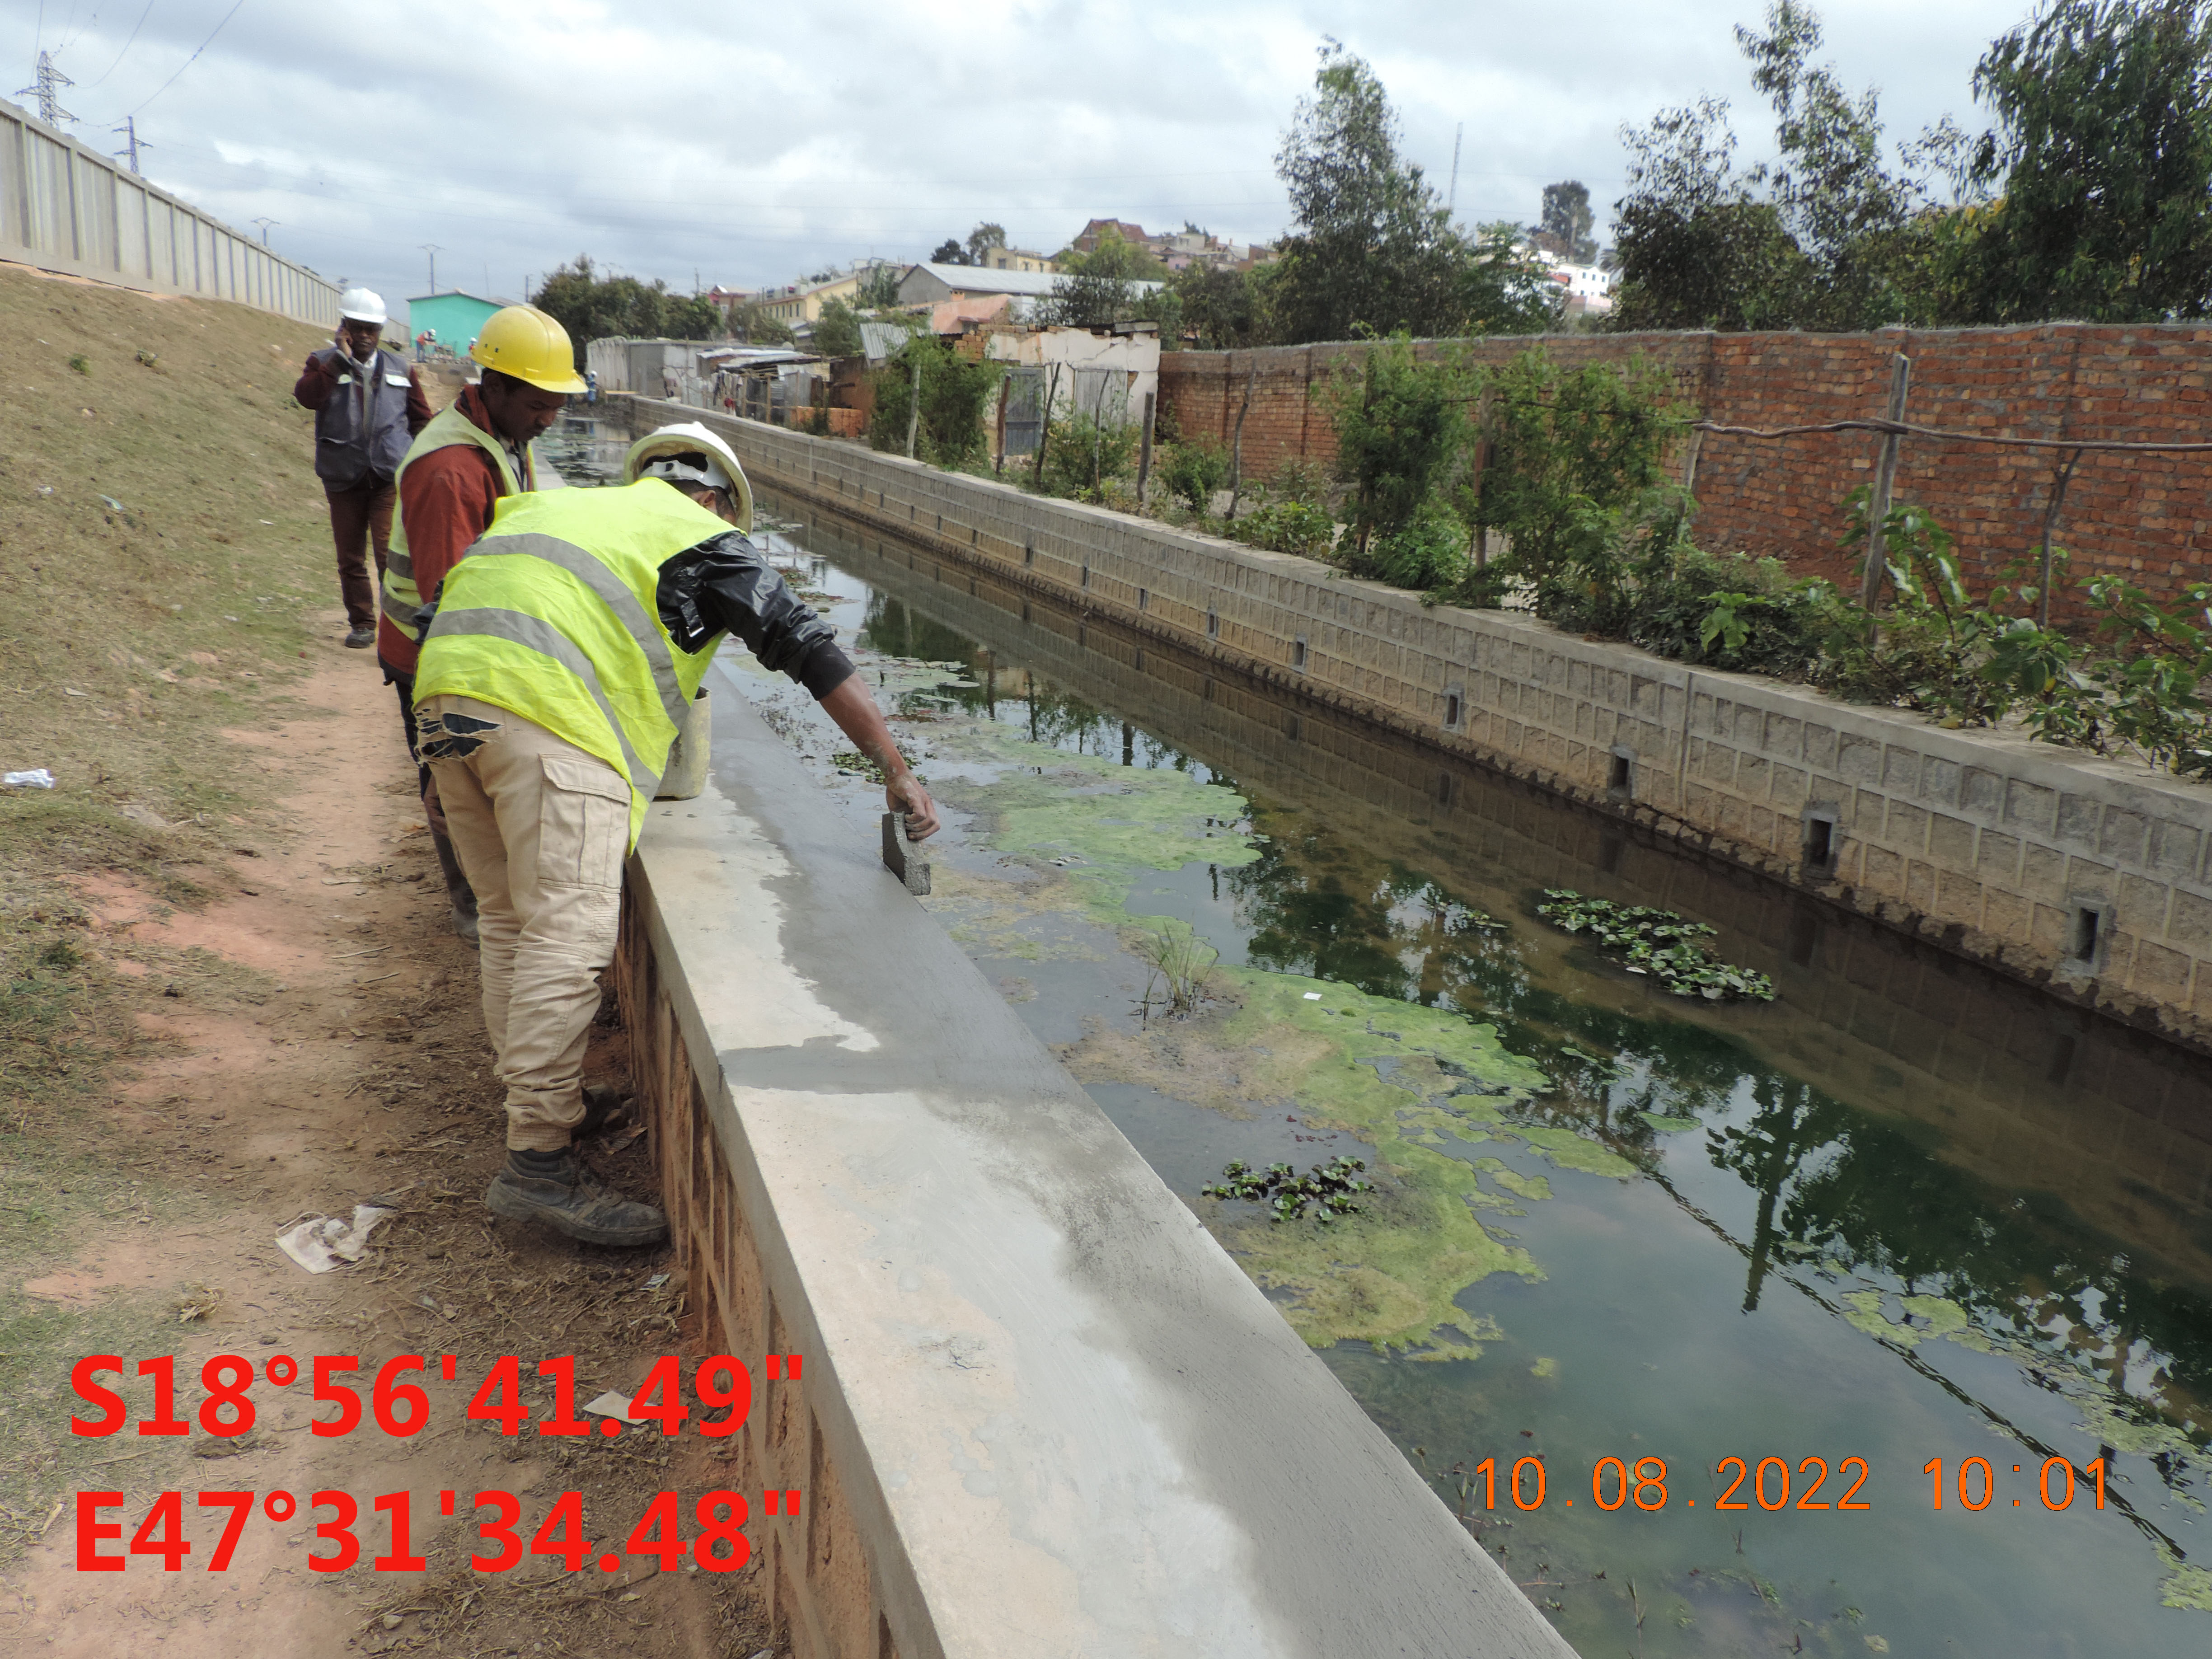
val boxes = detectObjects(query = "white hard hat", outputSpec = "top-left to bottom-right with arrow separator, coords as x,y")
622,423 -> 753,534
338,287 -> 388,326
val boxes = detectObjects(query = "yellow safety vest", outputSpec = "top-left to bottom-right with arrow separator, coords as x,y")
410,482 -> 726,849
379,402 -> 533,638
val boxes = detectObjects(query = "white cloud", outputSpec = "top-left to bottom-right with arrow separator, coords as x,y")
16,0 -> 2031,324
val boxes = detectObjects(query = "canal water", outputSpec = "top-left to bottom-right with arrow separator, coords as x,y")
552,420 -> 2211,1656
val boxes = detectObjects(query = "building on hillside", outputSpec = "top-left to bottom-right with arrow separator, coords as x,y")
895,262 -> 1164,322
1549,262 -> 1616,317
406,291 -> 508,355
702,285 -> 755,326
1071,217 -> 1148,254
755,272 -> 863,326
751,258 -> 900,327
982,245 -> 1056,273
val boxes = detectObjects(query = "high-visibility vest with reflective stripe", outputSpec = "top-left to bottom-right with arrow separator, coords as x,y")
410,481 -> 725,849
379,402 -> 531,638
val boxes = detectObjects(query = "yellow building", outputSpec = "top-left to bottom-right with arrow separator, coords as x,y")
755,272 -> 863,325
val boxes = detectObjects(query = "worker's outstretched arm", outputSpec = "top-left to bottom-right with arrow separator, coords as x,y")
817,676 -> 939,839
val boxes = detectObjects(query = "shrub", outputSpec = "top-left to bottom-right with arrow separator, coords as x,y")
867,337 -> 1001,465
1326,332 -> 1470,561
1227,500 -> 1337,558
1039,413 -> 1139,501
1155,439 -> 1228,514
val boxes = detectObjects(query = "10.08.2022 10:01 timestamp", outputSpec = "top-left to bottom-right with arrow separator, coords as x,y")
1450,1455 -> 2111,1513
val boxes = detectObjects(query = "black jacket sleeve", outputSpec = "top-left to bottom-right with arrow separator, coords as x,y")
656,533 -> 855,698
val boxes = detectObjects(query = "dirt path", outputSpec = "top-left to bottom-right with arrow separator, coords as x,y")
1,635 -> 770,1658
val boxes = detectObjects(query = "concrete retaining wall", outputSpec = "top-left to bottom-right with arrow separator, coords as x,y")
803,520 -> 2212,1284
0,94 -> 339,324
611,658 -> 1574,1658
614,395 -> 2212,1050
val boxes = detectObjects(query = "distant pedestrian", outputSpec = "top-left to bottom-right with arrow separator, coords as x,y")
586,368 -> 599,404
292,287 -> 431,650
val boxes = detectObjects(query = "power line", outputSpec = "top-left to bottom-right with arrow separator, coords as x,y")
83,0 -> 159,89
129,0 -> 246,116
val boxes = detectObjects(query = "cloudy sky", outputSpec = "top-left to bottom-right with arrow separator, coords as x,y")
14,0 -> 2031,325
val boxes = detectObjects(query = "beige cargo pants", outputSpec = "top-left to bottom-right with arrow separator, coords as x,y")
416,694 -> 630,1152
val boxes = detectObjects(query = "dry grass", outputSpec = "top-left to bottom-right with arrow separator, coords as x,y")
0,267 -> 782,1654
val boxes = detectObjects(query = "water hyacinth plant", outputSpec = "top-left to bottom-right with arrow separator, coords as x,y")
1536,890 -> 1776,1002
1203,1156 -> 1372,1223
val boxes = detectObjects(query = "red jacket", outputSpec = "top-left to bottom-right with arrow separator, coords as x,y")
376,386 -> 533,678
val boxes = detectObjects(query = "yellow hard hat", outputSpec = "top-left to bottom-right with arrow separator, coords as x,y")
469,306 -> 588,394
623,423 -> 753,535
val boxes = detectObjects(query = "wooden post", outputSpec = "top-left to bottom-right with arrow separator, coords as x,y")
1467,387 -> 1494,569
1033,362 -> 1061,490
2037,448 -> 2084,629
904,351 -> 922,460
1227,363 -> 1256,518
1136,390 -> 1156,505
1857,352 -> 1912,612
994,376 -> 1009,476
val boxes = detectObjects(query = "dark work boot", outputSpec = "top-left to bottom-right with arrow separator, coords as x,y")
430,825 -> 480,947
484,1148 -> 667,1247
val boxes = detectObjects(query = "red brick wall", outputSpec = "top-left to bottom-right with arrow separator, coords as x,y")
1158,326 -> 2212,611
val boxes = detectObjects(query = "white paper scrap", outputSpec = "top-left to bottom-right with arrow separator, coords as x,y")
3,769 -> 56,789
276,1204 -> 396,1274
1302,992 -> 1324,1000
582,1391 -> 645,1424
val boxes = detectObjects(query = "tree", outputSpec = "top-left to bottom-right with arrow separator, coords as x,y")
531,256 -> 726,367
1536,181 -> 1599,263
866,336 -> 1001,464
1039,228 -> 1164,327
857,263 -> 902,308
930,238 -> 969,266
1269,42 -> 1562,342
1607,97 -> 1814,330
1607,3 -> 1963,332
1963,0 -> 2212,322
733,302 -> 794,346
965,222 -> 1008,265
1734,0 -> 1936,328
1171,262 -> 1268,348
812,295 -> 864,358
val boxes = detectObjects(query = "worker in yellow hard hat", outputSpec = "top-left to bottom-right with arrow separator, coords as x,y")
378,305 -> 587,943
409,424 -> 936,1244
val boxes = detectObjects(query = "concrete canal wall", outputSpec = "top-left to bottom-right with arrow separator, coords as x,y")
612,656 -> 1574,1659
803,524 -> 2212,1283
613,395 -> 2212,1052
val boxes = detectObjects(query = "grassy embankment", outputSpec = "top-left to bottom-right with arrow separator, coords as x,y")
0,262 -> 337,1545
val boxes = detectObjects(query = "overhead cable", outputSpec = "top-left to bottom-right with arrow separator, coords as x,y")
129,0 -> 245,115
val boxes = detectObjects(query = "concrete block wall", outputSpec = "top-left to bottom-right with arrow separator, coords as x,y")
810,535 -> 2212,1276
1158,325 -> 2212,613
614,395 -> 2212,1048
